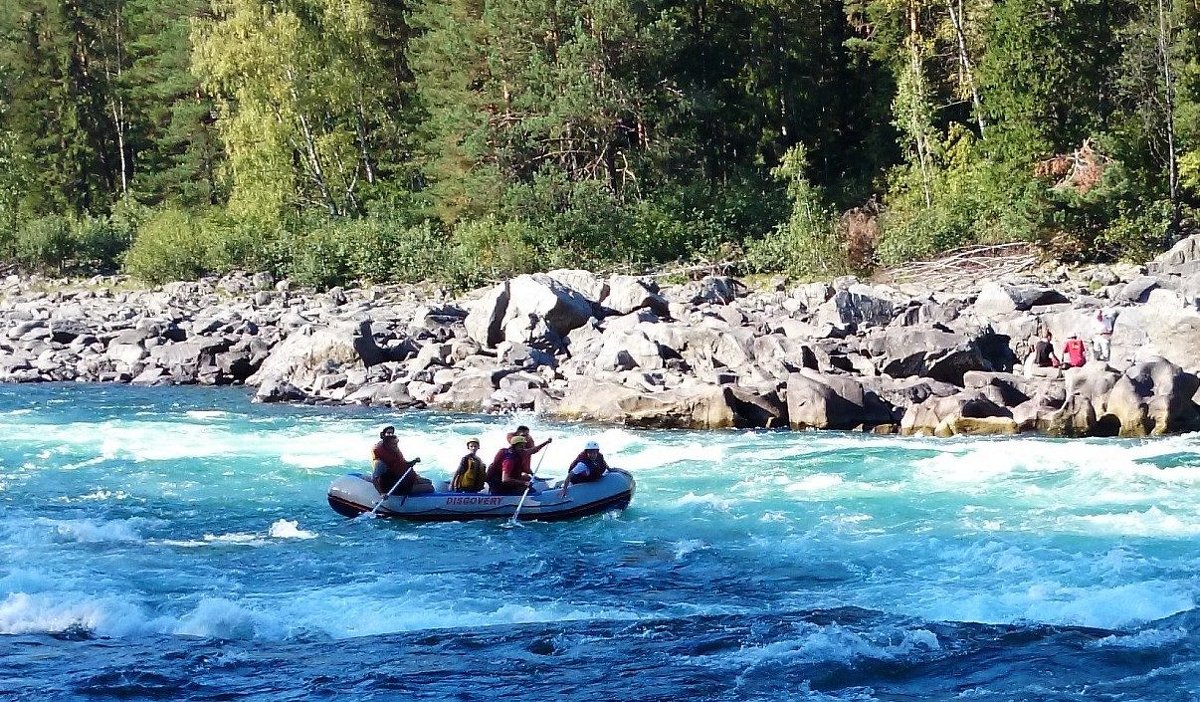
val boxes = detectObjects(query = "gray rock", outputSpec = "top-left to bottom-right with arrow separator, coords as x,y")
463,281 -> 510,348
900,390 -> 1011,436
1119,276 -> 1161,304
433,371 -> 498,411
603,276 -> 669,316
973,282 -> 1069,316
107,342 -> 147,366
1106,357 -> 1200,436
785,371 -> 892,430
1147,234 -> 1200,276
867,325 -> 994,385
506,273 -> 593,338
595,330 -> 666,371
816,288 -> 897,330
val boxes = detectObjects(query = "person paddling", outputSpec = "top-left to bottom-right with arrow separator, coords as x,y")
504,424 -> 549,463
371,426 -> 432,496
559,440 -> 609,496
450,437 -> 486,493
487,435 -> 536,495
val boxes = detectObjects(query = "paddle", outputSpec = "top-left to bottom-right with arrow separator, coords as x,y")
361,461 -> 417,519
509,448 -> 548,525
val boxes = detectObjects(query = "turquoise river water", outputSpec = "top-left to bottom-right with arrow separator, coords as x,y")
1,383 -> 1199,700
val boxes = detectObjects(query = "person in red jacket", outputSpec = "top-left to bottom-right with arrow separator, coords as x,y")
1062,333 -> 1086,368
487,435 -> 535,495
505,425 -> 552,478
371,426 -> 432,496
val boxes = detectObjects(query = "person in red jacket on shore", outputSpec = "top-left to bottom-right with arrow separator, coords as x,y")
1062,333 -> 1087,368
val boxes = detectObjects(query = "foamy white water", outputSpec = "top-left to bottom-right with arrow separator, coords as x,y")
2,384 -> 1200,702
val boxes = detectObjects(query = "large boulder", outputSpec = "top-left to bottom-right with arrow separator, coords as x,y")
785,371 -> 893,430
547,377 -> 784,429
1042,394 -> 1100,437
506,273 -> 593,339
971,282 -> 1069,316
900,391 -> 1010,436
860,376 -> 960,414
546,269 -> 608,301
603,276 -> 669,317
1118,276 -> 1161,304
1147,234 -> 1200,276
463,281 -> 510,348
961,371 -> 1031,407
939,416 -> 1020,437
866,325 -> 995,385
1105,357 -> 1200,436
1117,290 -> 1200,371
1064,362 -> 1121,416
248,321 -> 381,400
431,371 -> 499,412
594,329 -> 667,371
815,286 -> 898,330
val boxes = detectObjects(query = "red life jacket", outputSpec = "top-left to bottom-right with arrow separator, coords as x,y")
569,452 -> 608,482
486,449 -> 507,488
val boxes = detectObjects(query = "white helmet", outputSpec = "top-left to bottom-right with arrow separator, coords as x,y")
584,441 -> 600,451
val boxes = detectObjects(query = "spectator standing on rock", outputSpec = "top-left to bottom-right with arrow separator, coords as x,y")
1062,333 -> 1086,368
1092,307 -> 1117,361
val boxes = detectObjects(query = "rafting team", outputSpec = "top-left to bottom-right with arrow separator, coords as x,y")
371,424 -> 610,500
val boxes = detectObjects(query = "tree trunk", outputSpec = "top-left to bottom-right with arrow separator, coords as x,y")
1157,0 -> 1180,242
947,0 -> 985,135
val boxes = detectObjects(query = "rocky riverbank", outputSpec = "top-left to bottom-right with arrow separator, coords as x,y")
7,237 -> 1200,437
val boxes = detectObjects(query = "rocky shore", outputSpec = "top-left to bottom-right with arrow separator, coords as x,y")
7,237 -> 1200,437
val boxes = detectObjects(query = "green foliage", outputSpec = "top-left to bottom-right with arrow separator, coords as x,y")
284,216 -> 454,289
447,216 -> 538,288
124,207 -> 211,282
980,0 -> 1135,162
6,212 -> 135,273
0,0 -> 1196,284
746,145 -> 847,278
1043,159 -> 1174,263
14,216 -> 74,272
192,0 -> 414,222
73,216 -> 131,270
875,130 -> 1043,265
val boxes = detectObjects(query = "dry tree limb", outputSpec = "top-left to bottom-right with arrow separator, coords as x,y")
882,243 -> 1038,292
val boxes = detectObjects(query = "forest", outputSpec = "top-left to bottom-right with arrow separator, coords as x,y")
0,0 -> 1196,289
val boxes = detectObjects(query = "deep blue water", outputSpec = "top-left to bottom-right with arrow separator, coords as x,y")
1,384 -> 1199,701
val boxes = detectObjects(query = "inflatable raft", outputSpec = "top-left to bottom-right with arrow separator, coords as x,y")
327,468 -> 635,521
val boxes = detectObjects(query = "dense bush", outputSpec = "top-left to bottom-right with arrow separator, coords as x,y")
73,216 -> 132,270
201,212 -> 286,276
13,215 -> 74,272
746,145 -> 850,278
874,134 -> 1044,265
1043,160 -> 1176,263
124,208 -> 211,283
448,215 -> 538,288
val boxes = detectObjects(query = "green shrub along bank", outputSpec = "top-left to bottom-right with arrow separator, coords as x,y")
99,179 -> 787,290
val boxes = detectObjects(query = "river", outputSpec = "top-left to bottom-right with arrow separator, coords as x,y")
1,384 -> 1198,701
